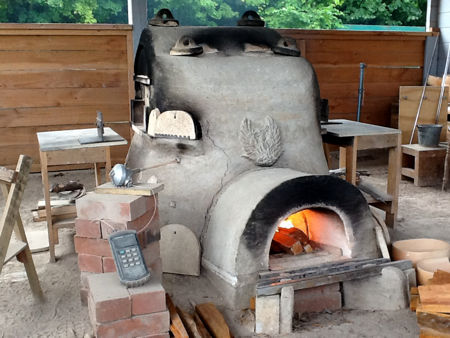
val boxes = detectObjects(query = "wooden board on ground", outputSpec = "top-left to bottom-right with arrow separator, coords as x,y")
428,270 -> 450,285
26,230 -> 49,253
419,284 -> 450,305
193,312 -> 212,338
177,307 -> 205,338
166,294 -> 189,338
195,303 -> 231,338
398,86 -> 448,144
95,182 -> 164,196
417,309 -> 450,334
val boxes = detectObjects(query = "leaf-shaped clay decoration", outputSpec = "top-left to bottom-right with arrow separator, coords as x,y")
239,116 -> 283,166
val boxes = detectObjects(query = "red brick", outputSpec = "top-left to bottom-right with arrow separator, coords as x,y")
76,192 -> 154,222
88,272 -> 131,323
129,279 -> 166,315
100,209 -> 159,240
294,283 -> 341,314
75,218 -> 101,238
148,258 -> 162,280
74,236 -> 111,257
78,253 -> 103,273
95,311 -> 170,338
102,256 -> 117,273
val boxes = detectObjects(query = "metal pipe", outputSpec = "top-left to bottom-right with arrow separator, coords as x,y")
409,37 -> 439,144
435,46 -> 450,124
357,63 -> 366,122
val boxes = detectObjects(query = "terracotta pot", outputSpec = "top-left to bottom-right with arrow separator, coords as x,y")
392,238 -> 450,267
417,257 -> 450,285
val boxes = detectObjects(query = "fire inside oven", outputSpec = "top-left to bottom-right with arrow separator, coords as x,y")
270,208 -> 350,260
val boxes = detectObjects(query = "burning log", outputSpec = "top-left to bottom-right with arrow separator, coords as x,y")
271,231 -> 304,255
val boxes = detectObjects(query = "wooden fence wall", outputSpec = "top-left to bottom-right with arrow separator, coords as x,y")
280,29 -> 432,127
0,24 -> 133,171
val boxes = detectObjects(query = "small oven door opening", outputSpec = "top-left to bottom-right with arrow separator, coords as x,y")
269,208 -> 350,271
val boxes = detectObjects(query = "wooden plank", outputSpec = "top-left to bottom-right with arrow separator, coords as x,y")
0,69 -> 128,90
419,284 -> 450,305
193,312 -> 212,338
0,50 -> 127,71
417,303 -> 450,314
0,104 -> 130,128
315,66 -> 422,84
417,310 -> 450,334
320,82 -> 418,99
0,167 -> 17,183
429,270 -> 450,285
399,86 -> 448,144
306,51 -> 422,67
0,87 -> 128,109
35,205 -> 76,218
166,294 -> 189,338
279,29 -> 431,41
95,182 -> 164,196
0,23 -> 132,31
45,148 -> 107,166
4,240 -> 27,264
177,307 -> 205,338
305,39 -> 425,54
0,35 -> 126,51
195,303 -> 231,338
411,294 -> 419,311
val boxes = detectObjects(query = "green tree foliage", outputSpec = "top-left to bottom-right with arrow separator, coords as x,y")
0,0 -> 127,23
0,0 -> 426,28
338,0 -> 426,26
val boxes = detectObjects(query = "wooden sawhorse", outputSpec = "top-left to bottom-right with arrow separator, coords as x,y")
0,155 -> 43,299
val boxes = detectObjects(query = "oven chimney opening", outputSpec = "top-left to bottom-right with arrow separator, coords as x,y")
270,208 -> 351,260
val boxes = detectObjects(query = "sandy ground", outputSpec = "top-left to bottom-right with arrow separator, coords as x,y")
1,153 -> 449,337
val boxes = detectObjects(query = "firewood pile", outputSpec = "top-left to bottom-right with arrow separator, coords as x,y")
270,227 -> 316,255
410,270 -> 450,337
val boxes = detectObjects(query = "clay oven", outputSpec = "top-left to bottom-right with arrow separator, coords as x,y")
127,11 -> 379,309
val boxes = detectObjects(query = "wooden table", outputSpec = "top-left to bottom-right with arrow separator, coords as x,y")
37,128 -> 127,262
322,119 -> 401,227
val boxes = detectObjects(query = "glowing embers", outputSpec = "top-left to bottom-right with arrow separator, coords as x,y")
270,208 -> 350,257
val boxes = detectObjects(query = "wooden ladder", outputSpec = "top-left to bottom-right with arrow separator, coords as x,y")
0,155 -> 43,300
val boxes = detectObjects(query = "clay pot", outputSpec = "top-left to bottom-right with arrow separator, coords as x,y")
392,238 -> 450,267
417,257 -> 450,285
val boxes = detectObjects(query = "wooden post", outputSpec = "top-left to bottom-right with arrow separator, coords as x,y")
386,133 -> 401,227
39,151 -> 56,262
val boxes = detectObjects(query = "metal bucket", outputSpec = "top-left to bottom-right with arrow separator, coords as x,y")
417,124 -> 442,147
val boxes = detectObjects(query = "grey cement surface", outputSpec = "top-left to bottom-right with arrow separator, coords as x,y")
1,153 -> 447,336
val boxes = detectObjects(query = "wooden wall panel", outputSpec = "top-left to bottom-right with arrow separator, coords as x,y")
0,24 -> 133,171
279,29 -> 432,127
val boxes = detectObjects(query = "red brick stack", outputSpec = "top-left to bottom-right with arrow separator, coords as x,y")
87,272 -> 169,338
75,192 -> 162,304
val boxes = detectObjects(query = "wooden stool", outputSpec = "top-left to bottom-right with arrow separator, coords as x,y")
401,144 -> 446,187
0,155 -> 43,300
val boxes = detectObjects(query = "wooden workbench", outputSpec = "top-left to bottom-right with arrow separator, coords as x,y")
37,128 -> 127,262
322,119 -> 401,227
